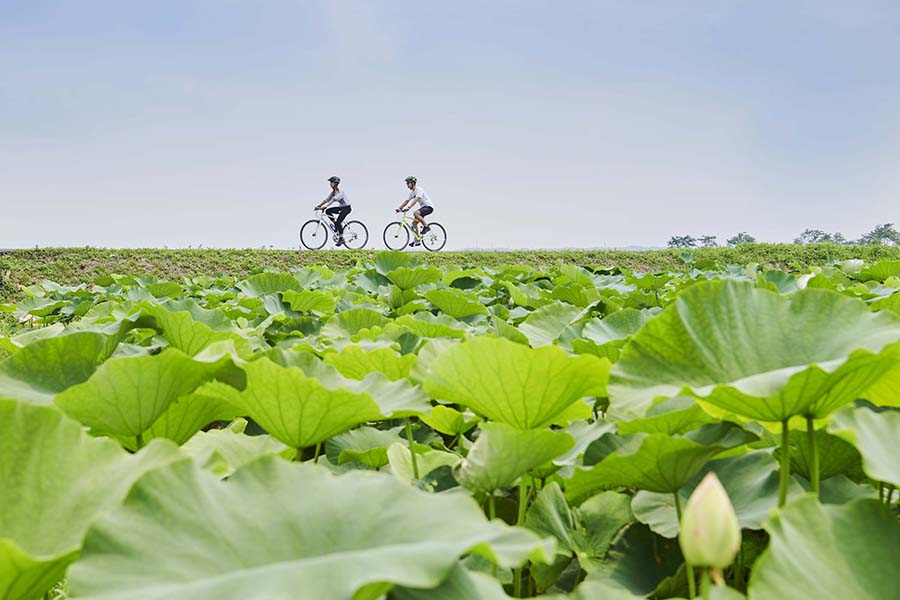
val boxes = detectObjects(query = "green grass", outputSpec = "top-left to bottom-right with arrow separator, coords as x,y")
3,244 -> 899,311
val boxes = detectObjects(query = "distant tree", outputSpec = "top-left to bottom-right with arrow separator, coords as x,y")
668,235 -> 697,249
726,232 -> 756,246
858,223 -> 900,246
793,229 -> 828,244
699,235 -> 718,247
793,229 -> 849,244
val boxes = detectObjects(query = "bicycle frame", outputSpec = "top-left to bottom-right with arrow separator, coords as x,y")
314,208 -> 339,232
395,210 -> 425,239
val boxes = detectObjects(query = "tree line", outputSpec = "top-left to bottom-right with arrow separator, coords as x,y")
667,223 -> 900,248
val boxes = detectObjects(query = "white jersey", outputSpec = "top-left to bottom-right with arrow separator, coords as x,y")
408,186 -> 433,208
325,190 -> 350,207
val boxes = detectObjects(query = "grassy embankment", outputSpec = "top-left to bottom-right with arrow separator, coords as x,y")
3,244 -> 899,323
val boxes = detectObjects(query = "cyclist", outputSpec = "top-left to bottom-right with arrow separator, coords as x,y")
396,176 -> 434,246
316,176 -> 352,246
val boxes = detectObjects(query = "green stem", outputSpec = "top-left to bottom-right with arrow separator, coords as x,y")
731,545 -> 743,588
778,419 -> 790,507
135,433 -> 144,450
674,492 -> 696,599
488,493 -> 498,578
513,483 -> 529,598
806,416 -> 819,497
405,418 -> 420,480
701,569 -> 711,600
312,442 -> 322,463
887,486 -> 896,506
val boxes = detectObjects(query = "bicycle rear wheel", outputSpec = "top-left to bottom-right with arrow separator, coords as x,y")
422,223 -> 447,252
299,220 -> 328,250
383,222 -> 410,250
341,220 -> 369,249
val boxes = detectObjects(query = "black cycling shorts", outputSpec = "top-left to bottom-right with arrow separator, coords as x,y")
417,206 -> 434,217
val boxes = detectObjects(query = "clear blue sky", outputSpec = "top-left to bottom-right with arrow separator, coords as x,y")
1,1 -> 898,249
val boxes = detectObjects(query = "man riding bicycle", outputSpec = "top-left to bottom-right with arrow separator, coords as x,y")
396,176 -> 434,247
316,176 -> 352,246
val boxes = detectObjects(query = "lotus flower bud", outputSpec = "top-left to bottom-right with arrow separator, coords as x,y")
679,472 -> 741,568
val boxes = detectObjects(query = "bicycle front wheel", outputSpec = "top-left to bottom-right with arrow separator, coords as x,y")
342,220 -> 369,249
422,223 -> 447,252
299,220 -> 328,250
383,222 -> 410,250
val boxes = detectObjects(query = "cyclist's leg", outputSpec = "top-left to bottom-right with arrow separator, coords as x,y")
335,206 -> 351,235
412,210 -> 424,236
325,207 -> 340,229
419,206 -> 433,232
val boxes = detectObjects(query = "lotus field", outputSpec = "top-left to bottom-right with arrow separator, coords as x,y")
4,251 -> 900,600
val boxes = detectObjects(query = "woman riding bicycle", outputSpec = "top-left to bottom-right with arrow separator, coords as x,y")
396,176 -> 434,247
316,176 -> 352,246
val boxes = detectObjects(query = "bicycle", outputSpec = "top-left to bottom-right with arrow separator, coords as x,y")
299,209 -> 369,250
382,210 -> 447,251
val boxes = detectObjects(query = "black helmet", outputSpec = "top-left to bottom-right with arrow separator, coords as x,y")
328,176 -> 341,184
405,176 -> 417,183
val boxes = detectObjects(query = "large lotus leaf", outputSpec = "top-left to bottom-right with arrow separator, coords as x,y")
454,423 -> 574,493
13,296 -> 67,318
856,260 -> 900,283
162,299 -> 233,330
280,289 -> 336,315
829,405 -> 900,487
860,360 -> 900,408
0,323 -> 66,354
181,419 -> 291,478
748,496 -> 900,600
492,315 -> 531,345
632,450 -> 803,538
235,272 -> 304,297
55,349 -> 231,439
134,302 -> 249,357
424,288 -> 489,319
208,358 -> 428,449
394,313 -> 467,339
374,250 -> 420,275
616,396 -> 717,435
387,266 -> 443,290
130,381 -> 242,449
773,428 -> 864,482
392,564 -> 512,600
69,457 -> 554,600
264,349 -> 431,417
387,444 -> 461,481
321,308 -> 390,338
608,281 -> 900,420
581,308 -> 654,347
549,283 -> 600,308
871,292 -> 900,318
553,420 -> 617,467
502,281 -> 549,309
518,302 -> 583,347
145,281 -> 183,298
589,524 -> 683,597
0,400 -> 182,600
420,405 -> 480,436
424,336 -> 609,429
325,426 -> 404,468
565,433 -> 732,501
323,344 -> 416,381
0,331 -> 121,404
526,483 -> 633,576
